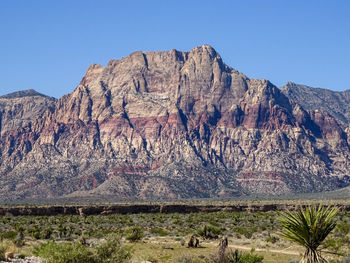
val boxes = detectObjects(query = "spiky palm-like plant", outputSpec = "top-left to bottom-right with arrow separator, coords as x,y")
279,205 -> 338,263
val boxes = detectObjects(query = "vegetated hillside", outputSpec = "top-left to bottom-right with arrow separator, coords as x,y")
1,45 -> 350,202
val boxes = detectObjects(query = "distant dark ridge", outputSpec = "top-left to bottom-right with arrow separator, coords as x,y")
0,203 -> 350,216
0,89 -> 55,100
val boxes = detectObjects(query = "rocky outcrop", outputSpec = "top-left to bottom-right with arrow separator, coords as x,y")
281,82 -> 350,125
0,91 -> 56,177
1,45 -> 350,201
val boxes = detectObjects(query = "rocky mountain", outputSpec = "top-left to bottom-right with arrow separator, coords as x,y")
1,45 -> 350,202
281,82 -> 350,124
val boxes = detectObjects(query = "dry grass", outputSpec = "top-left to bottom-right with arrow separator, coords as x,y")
129,238 -> 299,263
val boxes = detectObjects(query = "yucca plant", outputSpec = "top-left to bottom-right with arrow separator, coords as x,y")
279,205 -> 338,263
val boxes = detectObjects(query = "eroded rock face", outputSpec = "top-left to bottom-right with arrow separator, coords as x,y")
0,90 -> 56,178
1,45 -> 350,201
281,82 -> 350,125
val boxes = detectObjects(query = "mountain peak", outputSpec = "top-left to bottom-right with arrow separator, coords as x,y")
189,44 -> 219,58
0,89 -> 55,100
1,46 -> 350,201
285,81 -> 296,86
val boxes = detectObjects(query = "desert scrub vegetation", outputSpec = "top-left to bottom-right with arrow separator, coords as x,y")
0,240 -> 13,261
32,234 -> 132,263
197,224 -> 224,239
0,210 -> 344,242
214,248 -> 264,263
175,248 -> 264,263
0,208 -> 348,262
126,226 -> 144,242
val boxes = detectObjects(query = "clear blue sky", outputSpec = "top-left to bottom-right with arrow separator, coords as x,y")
1,0 -> 349,98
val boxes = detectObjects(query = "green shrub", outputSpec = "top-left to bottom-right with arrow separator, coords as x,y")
149,227 -> 169,236
1,230 -> 17,240
95,235 -> 131,263
232,226 -> 257,239
32,241 -> 95,263
266,235 -> 279,244
336,222 -> 350,236
240,250 -> 264,263
33,231 -> 41,240
0,241 -> 11,261
126,227 -> 143,242
322,238 -> 341,252
173,218 -> 183,226
42,227 -> 53,239
223,249 -> 264,263
225,249 -> 244,263
197,224 -> 223,239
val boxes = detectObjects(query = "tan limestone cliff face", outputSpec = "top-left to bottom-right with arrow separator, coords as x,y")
0,45 -> 350,201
